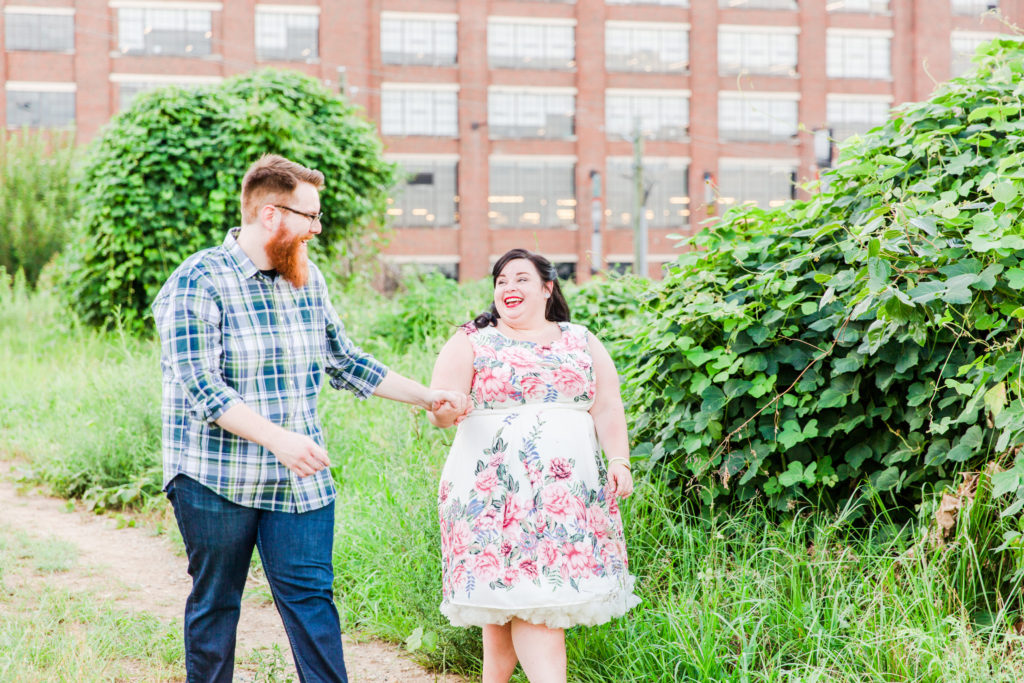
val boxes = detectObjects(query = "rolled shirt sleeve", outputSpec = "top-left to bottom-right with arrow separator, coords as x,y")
154,271 -> 243,423
321,282 -> 388,398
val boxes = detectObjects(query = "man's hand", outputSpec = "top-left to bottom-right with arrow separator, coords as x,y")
428,390 -> 472,427
268,430 -> 331,478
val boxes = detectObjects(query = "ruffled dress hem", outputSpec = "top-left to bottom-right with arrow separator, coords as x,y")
440,575 -> 641,629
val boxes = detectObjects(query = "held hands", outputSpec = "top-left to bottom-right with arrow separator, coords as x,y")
608,462 -> 634,498
427,389 -> 472,427
270,430 -> 331,478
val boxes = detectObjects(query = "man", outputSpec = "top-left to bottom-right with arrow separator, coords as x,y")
153,154 -> 467,683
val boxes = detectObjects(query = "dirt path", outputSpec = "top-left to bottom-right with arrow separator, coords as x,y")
0,463 -> 466,683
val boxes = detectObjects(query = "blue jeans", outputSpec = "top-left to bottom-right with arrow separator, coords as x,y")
166,474 -> 348,683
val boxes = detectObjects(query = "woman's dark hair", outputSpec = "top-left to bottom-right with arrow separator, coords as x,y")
473,248 -> 572,328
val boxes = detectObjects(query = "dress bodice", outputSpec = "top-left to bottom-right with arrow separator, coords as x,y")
463,322 -> 596,411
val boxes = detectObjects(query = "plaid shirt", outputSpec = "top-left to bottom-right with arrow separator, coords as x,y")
153,228 -> 388,513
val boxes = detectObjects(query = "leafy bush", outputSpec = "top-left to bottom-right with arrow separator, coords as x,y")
624,38 -> 1024,513
66,68 -> 396,332
370,272 -> 492,351
565,273 -> 650,364
0,130 -> 78,287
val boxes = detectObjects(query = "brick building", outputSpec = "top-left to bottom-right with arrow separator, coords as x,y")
2,0 -> 1019,280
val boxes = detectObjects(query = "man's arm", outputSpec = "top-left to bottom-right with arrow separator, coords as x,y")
154,270 -> 329,478
371,370 -> 469,415
215,403 -> 330,478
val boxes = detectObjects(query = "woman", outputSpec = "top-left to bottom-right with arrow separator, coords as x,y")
428,248 -> 640,683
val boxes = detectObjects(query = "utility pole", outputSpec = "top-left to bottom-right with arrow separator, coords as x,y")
632,126 -> 648,277
589,170 -> 603,275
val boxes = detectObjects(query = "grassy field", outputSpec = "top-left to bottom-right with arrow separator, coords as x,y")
0,525 -> 183,682
1,272 -> 1022,681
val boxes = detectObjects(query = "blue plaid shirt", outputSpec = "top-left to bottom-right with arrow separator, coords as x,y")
153,228 -> 388,512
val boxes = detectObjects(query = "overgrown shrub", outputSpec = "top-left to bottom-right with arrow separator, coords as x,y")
0,130 -> 77,287
565,273 -> 650,363
66,68 -> 396,332
370,272 -> 491,351
624,38 -> 1024,513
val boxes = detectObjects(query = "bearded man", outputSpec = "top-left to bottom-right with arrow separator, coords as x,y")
153,154 -> 468,683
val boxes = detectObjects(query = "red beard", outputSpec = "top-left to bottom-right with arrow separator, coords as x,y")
266,227 -> 309,288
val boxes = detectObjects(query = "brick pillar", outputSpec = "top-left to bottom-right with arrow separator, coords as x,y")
75,0 -> 112,141
912,0 -> 951,101
0,10 -> 6,130
574,0 -> 608,282
326,0 -> 373,113
456,0 -> 489,281
798,0 -> 828,193
222,0 -> 255,77
688,0 -> 720,225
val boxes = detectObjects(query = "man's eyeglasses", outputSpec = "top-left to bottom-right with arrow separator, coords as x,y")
273,205 -> 323,226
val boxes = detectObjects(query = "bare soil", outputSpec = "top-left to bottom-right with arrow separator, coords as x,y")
0,463 -> 466,683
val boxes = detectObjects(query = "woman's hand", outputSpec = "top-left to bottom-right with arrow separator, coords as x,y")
608,463 -> 633,498
428,390 -> 472,427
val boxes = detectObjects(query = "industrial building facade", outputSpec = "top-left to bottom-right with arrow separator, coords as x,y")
2,0 -> 1018,280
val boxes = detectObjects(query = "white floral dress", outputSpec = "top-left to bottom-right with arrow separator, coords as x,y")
437,322 -> 640,628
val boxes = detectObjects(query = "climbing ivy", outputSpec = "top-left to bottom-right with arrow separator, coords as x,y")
65,69 -> 395,332
623,39 -> 1024,512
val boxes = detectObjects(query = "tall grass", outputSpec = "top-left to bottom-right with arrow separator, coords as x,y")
0,129 -> 78,288
2,274 -> 1022,680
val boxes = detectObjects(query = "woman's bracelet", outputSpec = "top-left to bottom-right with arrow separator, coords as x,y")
608,457 -> 631,471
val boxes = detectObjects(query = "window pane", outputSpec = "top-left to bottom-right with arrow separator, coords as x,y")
5,13 -> 75,51
380,16 -> 457,66
488,91 -> 576,140
606,23 -> 688,73
117,8 -> 212,56
606,93 -> 688,140
7,90 -> 75,127
606,158 -> 689,229
489,160 -> 576,228
717,164 -> 795,208
718,95 -> 798,141
389,160 -> 458,227
381,89 -> 459,137
488,21 -> 575,70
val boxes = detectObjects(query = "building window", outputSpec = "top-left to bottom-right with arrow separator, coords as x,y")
381,86 -> 458,137
489,159 -> 576,228
718,93 -> 798,141
605,22 -> 688,73
719,0 -> 797,9
489,89 -> 575,140
606,158 -> 689,229
381,13 -> 457,66
827,30 -> 891,79
256,8 -> 318,61
3,9 -> 74,52
387,158 -> 458,228
951,0 -> 999,15
951,31 -> 997,77
608,0 -> 688,5
717,161 -> 796,208
826,96 -> 890,142
827,0 -> 890,12
117,7 -> 213,57
718,26 -> 797,76
488,19 -> 575,70
6,86 -> 75,128
114,77 -> 220,111
606,90 -> 688,141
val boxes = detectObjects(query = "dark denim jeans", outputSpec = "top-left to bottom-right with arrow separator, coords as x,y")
167,474 -> 348,683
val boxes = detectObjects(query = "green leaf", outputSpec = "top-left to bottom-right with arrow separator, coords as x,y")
991,181 -> 1019,205
984,382 -> 1007,419
870,466 -> 901,492
1005,268 -> 1024,290
700,386 -> 728,414
991,470 -> 1021,498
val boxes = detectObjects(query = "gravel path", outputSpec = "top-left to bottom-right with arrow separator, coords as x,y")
0,462 -> 466,683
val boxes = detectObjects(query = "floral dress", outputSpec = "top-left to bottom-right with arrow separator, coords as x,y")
437,322 -> 640,628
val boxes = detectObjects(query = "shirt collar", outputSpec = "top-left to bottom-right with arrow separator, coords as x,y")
223,227 -> 260,280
